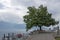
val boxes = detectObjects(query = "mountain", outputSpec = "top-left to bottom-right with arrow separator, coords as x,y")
0,21 -> 26,39
0,21 -> 26,29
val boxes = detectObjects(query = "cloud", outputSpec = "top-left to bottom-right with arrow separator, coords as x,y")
0,3 -> 5,9
0,12 -> 22,24
0,0 -> 60,25
0,0 -> 28,24
12,0 -> 47,7
12,0 -> 34,6
47,0 -> 60,21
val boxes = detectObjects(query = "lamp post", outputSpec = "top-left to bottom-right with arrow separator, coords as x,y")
2,34 -> 5,40
7,33 -> 10,40
57,26 -> 59,35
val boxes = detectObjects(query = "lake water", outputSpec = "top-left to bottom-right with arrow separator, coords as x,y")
0,29 -> 26,40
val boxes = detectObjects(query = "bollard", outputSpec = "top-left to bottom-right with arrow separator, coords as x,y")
57,26 -> 59,35
7,33 -> 10,40
11,33 -> 16,40
2,34 -> 5,40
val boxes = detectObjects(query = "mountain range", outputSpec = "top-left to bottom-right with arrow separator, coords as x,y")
0,21 -> 26,29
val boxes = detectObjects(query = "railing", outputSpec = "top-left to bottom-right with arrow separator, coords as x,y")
2,33 -> 29,40
2,33 -> 16,40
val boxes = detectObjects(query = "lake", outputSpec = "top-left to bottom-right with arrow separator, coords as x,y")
0,29 -> 26,40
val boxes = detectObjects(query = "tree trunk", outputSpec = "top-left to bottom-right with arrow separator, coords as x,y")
40,27 -> 42,30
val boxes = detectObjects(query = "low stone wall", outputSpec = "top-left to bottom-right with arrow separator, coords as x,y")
27,32 -> 55,40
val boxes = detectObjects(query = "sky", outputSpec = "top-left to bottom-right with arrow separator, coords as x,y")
0,0 -> 60,25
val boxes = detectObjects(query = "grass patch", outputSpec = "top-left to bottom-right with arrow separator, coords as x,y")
56,38 -> 60,40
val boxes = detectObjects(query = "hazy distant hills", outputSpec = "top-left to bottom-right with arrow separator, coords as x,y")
0,21 -> 52,32
0,21 -> 26,29
0,21 -> 26,38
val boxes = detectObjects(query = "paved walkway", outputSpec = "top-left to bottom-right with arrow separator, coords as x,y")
27,33 -> 55,40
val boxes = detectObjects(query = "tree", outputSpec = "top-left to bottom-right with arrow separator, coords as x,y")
23,5 -> 59,31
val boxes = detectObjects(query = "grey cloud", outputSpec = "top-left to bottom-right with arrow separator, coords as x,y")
46,0 -> 60,25
47,0 -> 60,14
0,13 -> 22,24
12,0 -> 37,7
12,0 -> 60,23
0,0 -> 60,24
0,3 -> 5,9
49,0 -> 60,3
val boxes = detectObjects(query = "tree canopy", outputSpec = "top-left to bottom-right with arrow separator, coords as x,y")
23,5 -> 59,31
